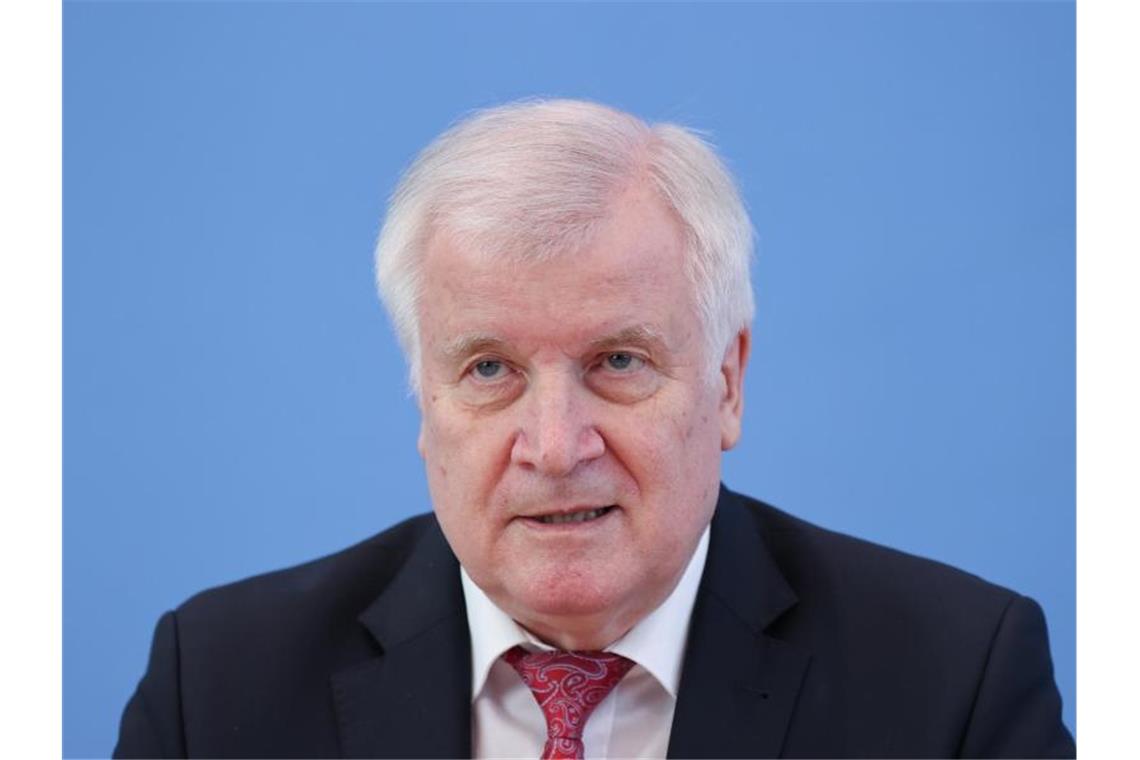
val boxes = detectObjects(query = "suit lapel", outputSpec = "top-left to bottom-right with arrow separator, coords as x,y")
668,487 -> 811,759
330,520 -> 472,758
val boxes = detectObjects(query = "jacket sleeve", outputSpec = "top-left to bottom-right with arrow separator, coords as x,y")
113,610 -> 188,759
957,595 -> 1075,758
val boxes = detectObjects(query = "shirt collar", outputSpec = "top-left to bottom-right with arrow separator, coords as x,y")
461,524 -> 711,701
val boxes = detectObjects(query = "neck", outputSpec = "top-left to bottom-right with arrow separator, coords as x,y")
519,618 -> 632,651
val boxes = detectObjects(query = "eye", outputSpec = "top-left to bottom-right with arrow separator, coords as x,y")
469,359 -> 508,381
603,352 -> 644,372
587,351 -> 660,403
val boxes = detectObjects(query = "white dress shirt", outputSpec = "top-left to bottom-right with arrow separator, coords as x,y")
461,526 -> 710,759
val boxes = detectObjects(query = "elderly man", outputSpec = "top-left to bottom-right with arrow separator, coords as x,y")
115,100 -> 1074,759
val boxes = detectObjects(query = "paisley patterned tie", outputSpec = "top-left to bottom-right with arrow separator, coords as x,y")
504,645 -> 636,760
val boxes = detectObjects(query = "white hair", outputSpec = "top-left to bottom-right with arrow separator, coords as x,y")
374,98 -> 754,394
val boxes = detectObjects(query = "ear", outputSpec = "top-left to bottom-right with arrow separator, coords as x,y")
417,419 -> 427,459
718,328 -> 751,451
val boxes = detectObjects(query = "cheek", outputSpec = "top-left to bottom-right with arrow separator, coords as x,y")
420,413 -> 466,530
635,391 -> 721,475
421,406 -> 511,516
625,393 -> 722,533
420,416 -> 451,486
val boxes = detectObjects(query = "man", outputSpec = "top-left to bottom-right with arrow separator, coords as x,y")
115,99 -> 1074,758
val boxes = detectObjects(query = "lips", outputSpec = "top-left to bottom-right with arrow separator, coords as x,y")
523,505 -> 617,525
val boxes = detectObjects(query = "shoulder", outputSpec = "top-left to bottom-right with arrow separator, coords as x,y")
172,512 -> 439,659
735,488 -> 1015,608
766,495 -> 1008,590
712,488 -> 1073,756
115,512 -> 450,758
720,487 -> 1023,659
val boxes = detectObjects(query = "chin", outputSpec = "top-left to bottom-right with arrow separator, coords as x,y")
508,571 -> 626,621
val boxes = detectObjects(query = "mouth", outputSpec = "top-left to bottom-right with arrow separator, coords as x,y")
524,505 -> 617,526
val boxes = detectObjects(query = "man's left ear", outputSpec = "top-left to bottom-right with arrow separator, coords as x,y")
718,328 -> 750,451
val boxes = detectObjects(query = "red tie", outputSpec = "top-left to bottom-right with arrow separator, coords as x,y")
504,644 -> 636,760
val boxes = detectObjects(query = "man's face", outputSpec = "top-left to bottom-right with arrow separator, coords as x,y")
416,182 -> 748,649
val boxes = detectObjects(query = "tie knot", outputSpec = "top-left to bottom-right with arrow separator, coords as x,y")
504,645 -> 635,759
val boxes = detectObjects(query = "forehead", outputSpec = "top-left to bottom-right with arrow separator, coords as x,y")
418,184 -> 695,353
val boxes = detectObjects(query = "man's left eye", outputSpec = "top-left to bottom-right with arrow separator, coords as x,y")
471,360 -> 506,380
604,353 -> 643,372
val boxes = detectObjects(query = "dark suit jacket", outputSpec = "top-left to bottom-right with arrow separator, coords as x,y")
115,486 -> 1074,758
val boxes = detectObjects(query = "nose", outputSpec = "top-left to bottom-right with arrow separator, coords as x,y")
510,373 -> 605,477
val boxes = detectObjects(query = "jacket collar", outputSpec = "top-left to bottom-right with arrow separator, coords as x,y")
330,518 -> 472,758
667,485 -> 811,758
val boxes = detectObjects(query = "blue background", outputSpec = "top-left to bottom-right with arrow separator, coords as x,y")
64,1 -> 1075,755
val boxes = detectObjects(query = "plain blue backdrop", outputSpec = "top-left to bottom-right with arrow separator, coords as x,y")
64,2 -> 1075,756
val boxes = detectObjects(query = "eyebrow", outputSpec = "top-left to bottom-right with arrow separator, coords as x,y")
437,333 -> 508,364
585,324 -> 670,355
436,324 -> 671,365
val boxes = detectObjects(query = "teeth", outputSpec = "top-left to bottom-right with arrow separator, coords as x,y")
537,507 -> 610,525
